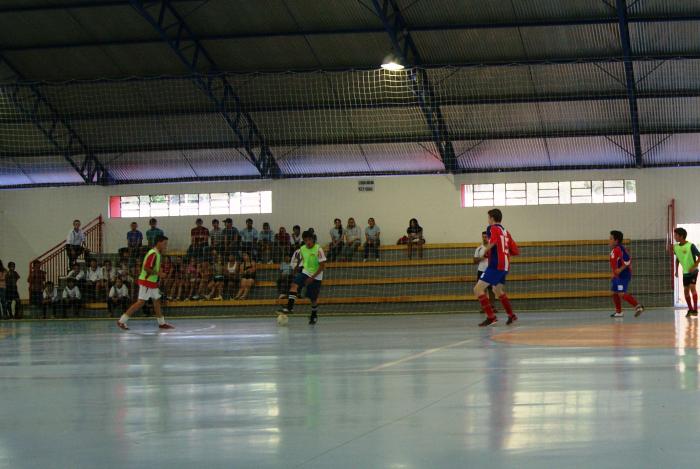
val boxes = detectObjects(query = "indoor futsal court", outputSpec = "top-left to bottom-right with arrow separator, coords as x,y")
1,1 -> 700,468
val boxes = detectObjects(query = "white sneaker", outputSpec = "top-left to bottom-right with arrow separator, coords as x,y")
375,258 -> 380,262
363,259 -> 367,262
610,312 -> 624,318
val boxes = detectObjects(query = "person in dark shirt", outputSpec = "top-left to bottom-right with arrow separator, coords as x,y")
187,218 -> 210,261
222,218 -> 240,260
5,262 -> 21,319
28,260 -> 47,310
126,222 -> 144,261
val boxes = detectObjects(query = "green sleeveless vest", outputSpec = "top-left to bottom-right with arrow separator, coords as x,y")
300,244 -> 320,274
138,248 -> 161,285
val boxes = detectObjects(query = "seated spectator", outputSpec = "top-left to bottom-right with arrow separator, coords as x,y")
85,258 -> 105,301
146,218 -> 164,249
205,255 -> 225,301
328,219 -> 344,262
259,222 -> 274,264
210,219 -> 224,254
185,257 -> 200,300
342,218 -> 361,261
187,218 -> 210,261
240,219 -> 258,259
28,260 -> 47,310
276,254 -> 294,299
66,219 -> 87,266
126,222 -> 143,261
118,247 -> 131,267
273,226 -> 291,263
116,261 -> 130,285
41,281 -> 59,319
160,256 -> 174,300
62,278 -> 82,317
0,260 -> 6,319
364,217 -> 381,262
169,256 -> 186,301
222,218 -> 240,260
406,218 -> 425,259
291,225 -> 302,251
198,261 -> 213,300
102,260 -> 117,289
234,252 -> 256,300
108,277 -> 130,318
224,254 -> 239,300
130,264 -> 141,303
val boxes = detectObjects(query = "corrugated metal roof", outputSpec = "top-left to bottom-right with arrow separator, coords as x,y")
641,133 -> 700,165
630,0 -> 700,17
630,22 -> 700,56
639,97 -> 700,131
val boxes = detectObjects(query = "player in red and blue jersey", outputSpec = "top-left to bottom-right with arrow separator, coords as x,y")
474,208 -> 519,327
609,230 -> 644,318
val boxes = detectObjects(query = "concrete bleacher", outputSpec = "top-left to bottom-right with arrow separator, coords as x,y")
70,239 -> 673,317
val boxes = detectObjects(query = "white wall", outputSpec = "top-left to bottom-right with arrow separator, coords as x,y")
0,167 -> 693,297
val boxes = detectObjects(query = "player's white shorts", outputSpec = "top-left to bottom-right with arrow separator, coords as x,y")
138,285 -> 162,301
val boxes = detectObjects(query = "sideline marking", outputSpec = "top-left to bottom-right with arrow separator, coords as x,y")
366,338 -> 476,372
127,324 -> 217,336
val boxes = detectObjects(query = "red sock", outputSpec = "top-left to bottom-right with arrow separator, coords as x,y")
685,291 -> 693,309
499,294 -> 515,318
613,294 -> 622,313
479,295 -> 496,319
622,293 -> 638,307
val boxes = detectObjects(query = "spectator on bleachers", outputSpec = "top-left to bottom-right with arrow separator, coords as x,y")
116,261 -> 130,284
28,260 -> 47,309
234,252 -> 256,300
210,219 -> 224,254
291,225 -> 302,251
66,219 -> 87,266
240,219 -> 258,259
126,222 -> 143,261
67,263 -> 86,291
185,257 -> 200,300
129,264 -> 141,302
364,218 -> 381,262
62,277 -> 81,317
277,254 -> 294,299
406,218 -> 425,260
274,226 -> 291,263
41,281 -> 59,319
146,218 -> 165,249
85,258 -> 105,301
343,218 -> 362,261
210,254 -> 225,301
259,222 -> 274,264
169,256 -> 185,301
198,261 -> 213,300
222,218 -> 240,260
224,254 -> 239,300
0,261 -> 6,319
160,256 -> 174,300
102,260 -> 117,289
328,219 -> 344,262
5,262 -> 19,319
188,218 -> 210,261
108,277 -> 130,318
118,247 -> 130,267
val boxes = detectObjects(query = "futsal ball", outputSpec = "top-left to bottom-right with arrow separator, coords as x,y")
277,313 -> 289,327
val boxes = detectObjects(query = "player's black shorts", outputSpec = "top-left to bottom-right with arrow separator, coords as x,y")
683,270 -> 699,287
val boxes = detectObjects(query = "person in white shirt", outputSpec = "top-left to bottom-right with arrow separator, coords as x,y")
62,278 -> 82,317
342,218 -> 362,261
473,231 -> 497,315
102,260 -> 117,288
66,263 -> 86,283
66,219 -> 87,266
108,277 -> 130,317
41,281 -> 59,319
85,258 -> 105,301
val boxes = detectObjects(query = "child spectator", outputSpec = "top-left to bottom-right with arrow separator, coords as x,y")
234,252 -> 256,300
0,260 -> 6,318
108,277 -> 130,317
364,218 -> 381,262
185,257 -> 199,300
62,278 -> 82,317
41,281 -> 59,319
116,261 -> 130,285
406,218 -> 425,260
224,254 -> 239,300
67,263 -> 85,283
102,260 -> 117,289
169,256 -> 185,301
126,222 -> 143,261
342,217 -> 361,261
28,260 -> 47,309
259,222 -> 274,263
273,227 -> 291,263
188,218 -> 210,261
85,258 -> 105,301
198,261 -> 213,300
118,247 -> 130,267
130,264 -> 141,302
240,219 -> 258,259
66,219 -> 87,266
146,218 -> 164,248
5,262 -> 20,319
291,225 -> 302,251
160,256 -> 174,300
328,218 -> 344,262
277,254 -> 294,299
211,255 -> 225,301
210,219 -> 224,254
222,218 -> 240,260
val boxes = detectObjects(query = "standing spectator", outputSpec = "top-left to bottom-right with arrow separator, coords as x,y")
240,219 -> 258,259
222,218 -> 240,260
0,261 -> 6,319
28,260 -> 47,310
146,218 -> 165,249
342,218 -> 362,261
364,218 -> 381,262
5,262 -> 20,319
291,225 -> 302,251
62,278 -> 82,317
187,218 -> 210,261
210,219 -> 224,254
474,231 -> 497,315
273,227 -> 291,263
406,218 -> 425,260
277,254 -> 294,299
328,219 -> 344,262
66,219 -> 87,266
108,277 -> 130,318
259,223 -> 274,264
234,252 -> 256,300
41,281 -> 59,319
126,222 -> 143,262
85,258 -> 105,301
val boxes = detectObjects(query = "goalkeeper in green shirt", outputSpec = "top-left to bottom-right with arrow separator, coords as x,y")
674,227 -> 700,317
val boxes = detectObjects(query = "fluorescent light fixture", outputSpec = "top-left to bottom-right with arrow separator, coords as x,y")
381,61 -> 404,71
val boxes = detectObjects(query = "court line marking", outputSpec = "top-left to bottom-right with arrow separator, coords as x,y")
365,337 -> 477,372
127,324 -> 217,336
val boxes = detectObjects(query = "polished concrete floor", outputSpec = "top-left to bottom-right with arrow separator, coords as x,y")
1,309 -> 699,468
